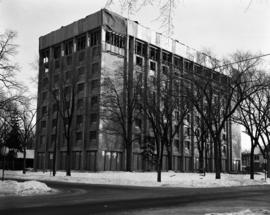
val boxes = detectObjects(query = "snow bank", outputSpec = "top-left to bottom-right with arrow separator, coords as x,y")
206,209 -> 270,215
0,180 -> 52,196
4,170 -> 270,188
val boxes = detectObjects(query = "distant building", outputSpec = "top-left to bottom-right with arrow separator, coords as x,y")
242,148 -> 265,172
35,9 -> 240,172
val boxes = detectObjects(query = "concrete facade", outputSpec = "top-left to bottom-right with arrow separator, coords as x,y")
35,9 -> 239,172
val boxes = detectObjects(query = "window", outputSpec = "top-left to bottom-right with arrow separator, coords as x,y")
55,60 -> 60,69
51,134 -> 56,143
254,155 -> 259,160
135,40 -> 146,56
77,83 -> 85,93
89,131 -> 97,141
40,135 -> 46,146
76,35 -> 86,51
185,141 -> 190,150
64,86 -> 71,96
187,127 -> 191,136
105,31 -> 125,48
92,46 -> 100,57
66,55 -> 72,65
52,103 -> 58,112
136,56 -> 143,67
64,39 -> 73,55
92,63 -> 99,74
52,89 -> 59,98
162,52 -> 171,65
54,74 -> 59,84
134,118 -> 142,129
175,111 -> 180,121
77,98 -> 84,109
42,91 -> 47,101
42,78 -> 49,87
150,47 -> 159,61
186,114 -> 191,123
41,49 -> 50,64
90,30 -> 100,46
223,134 -> 226,141
41,120 -> 46,128
90,113 -> 98,123
91,79 -> 98,90
195,116 -> 200,125
174,56 -> 182,69
78,67 -> 85,76
52,119 -> 57,127
76,115 -> 83,126
184,61 -> 190,71
42,106 -> 47,115
65,71 -> 70,80
91,96 -> 98,106
150,61 -> 156,71
162,66 -> 169,75
78,51 -> 85,61
76,132 -> 83,141
136,72 -> 143,83
174,140 -> 180,150
53,45 -> 61,59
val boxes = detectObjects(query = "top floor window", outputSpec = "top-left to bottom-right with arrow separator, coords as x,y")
162,52 -> 171,65
150,47 -> 159,61
41,49 -> 50,64
105,31 -> 125,48
53,45 -> 61,59
135,40 -> 146,56
174,56 -> 182,69
90,30 -> 100,47
76,35 -> 86,51
64,39 -> 73,55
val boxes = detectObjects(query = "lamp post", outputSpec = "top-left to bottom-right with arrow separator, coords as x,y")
1,146 -> 10,181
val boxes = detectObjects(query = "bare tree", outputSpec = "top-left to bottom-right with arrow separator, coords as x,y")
17,101 -> 37,174
100,62 -> 141,171
234,71 -> 269,179
183,51 -> 264,179
142,61 -> 189,181
50,70 -> 78,176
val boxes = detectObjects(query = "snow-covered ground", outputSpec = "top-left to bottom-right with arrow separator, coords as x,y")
3,170 -> 270,188
0,180 -> 53,196
206,209 -> 270,215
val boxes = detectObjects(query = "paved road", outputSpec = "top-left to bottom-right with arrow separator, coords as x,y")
1,180 -> 270,215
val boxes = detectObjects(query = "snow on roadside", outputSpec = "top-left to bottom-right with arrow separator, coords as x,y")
4,170 -> 270,188
206,208 -> 270,215
0,180 -> 53,196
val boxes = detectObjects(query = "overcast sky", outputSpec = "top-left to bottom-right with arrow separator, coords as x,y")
1,0 -> 270,150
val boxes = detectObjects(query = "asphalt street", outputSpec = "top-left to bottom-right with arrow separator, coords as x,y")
1,180 -> 270,215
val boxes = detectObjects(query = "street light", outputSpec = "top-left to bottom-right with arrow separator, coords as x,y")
1,145 -> 9,181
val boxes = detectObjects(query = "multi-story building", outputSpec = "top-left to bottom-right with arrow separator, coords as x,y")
35,9 -> 239,172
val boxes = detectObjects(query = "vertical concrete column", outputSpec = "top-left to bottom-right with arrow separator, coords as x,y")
180,59 -> 185,172
142,43 -> 149,171
190,62 -> 195,172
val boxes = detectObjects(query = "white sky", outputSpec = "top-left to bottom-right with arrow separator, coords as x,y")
1,0 -> 270,151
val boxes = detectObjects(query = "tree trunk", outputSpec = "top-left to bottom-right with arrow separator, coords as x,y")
214,137 -> 221,179
157,163 -> 161,182
1,155 -> 5,181
167,144 -> 173,171
22,146 -> 26,174
267,156 -> 270,178
199,150 -> 204,173
53,139 -> 57,176
250,145 -> 255,180
126,141 -> 132,171
66,137 -> 71,176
